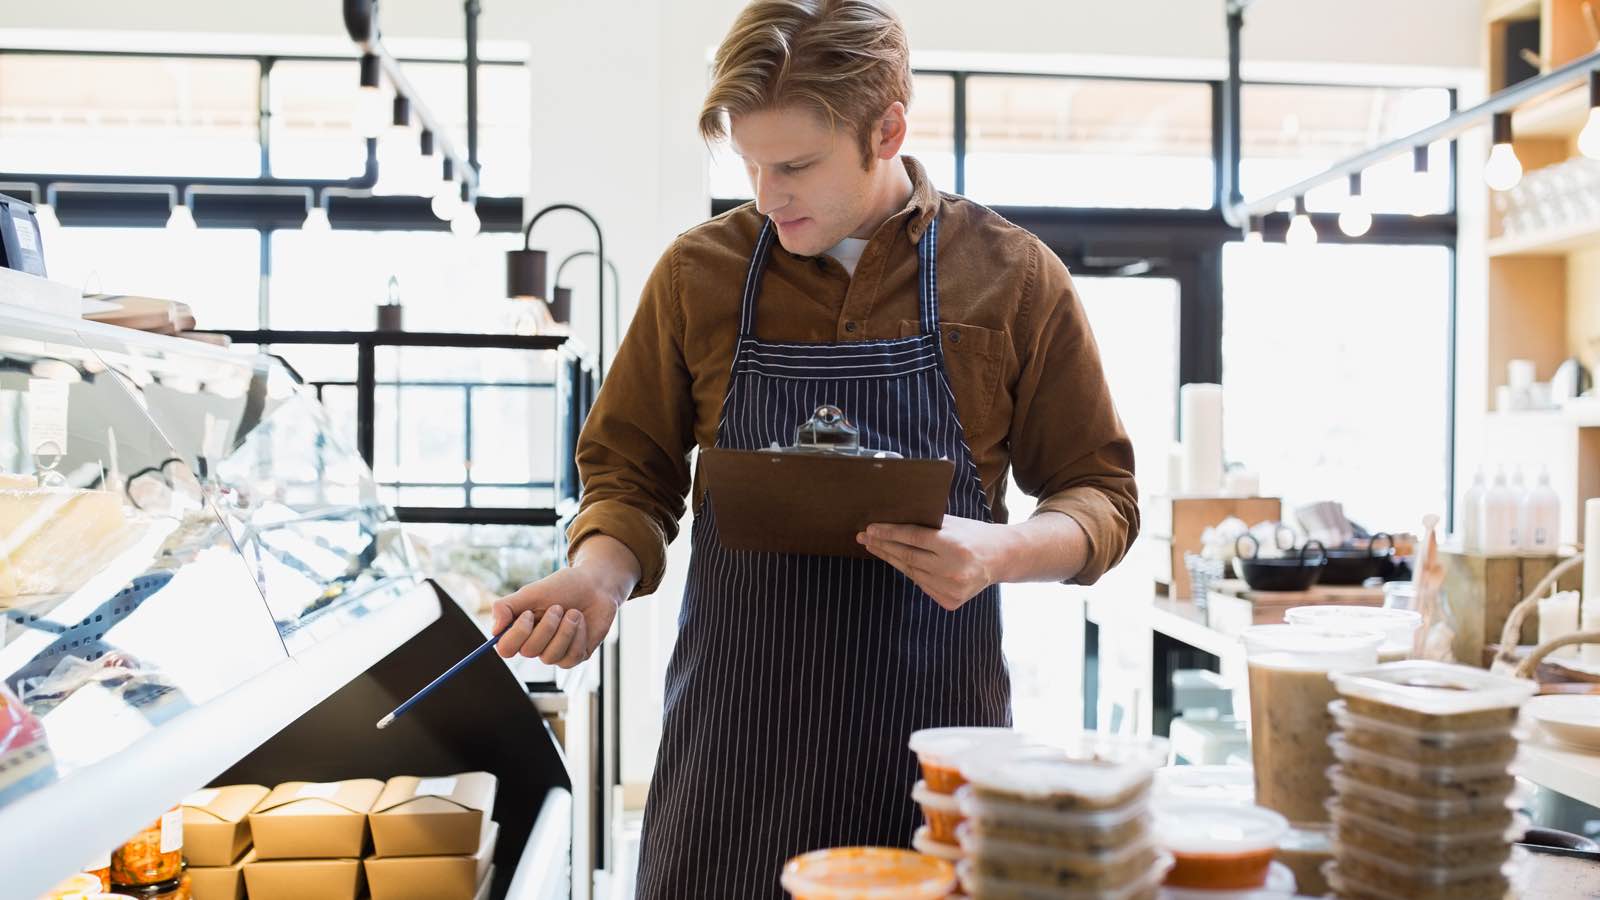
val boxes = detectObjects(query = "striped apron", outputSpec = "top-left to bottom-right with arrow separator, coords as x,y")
635,215 -> 1011,898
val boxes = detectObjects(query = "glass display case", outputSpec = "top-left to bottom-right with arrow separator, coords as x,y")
0,304 -> 442,894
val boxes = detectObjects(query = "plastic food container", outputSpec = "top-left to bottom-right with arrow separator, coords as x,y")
1152,765 -> 1254,807
1326,766 -> 1521,827
1272,824 -> 1332,898
780,847 -> 956,900
1329,842 -> 1517,900
1154,802 -> 1287,890
908,727 -> 1031,793
110,808 -> 183,887
1330,661 -> 1536,732
956,853 -> 1173,900
1328,797 -> 1523,865
912,825 -> 963,863
1242,625 -> 1382,825
912,780 -> 965,844
1158,861 -> 1296,899
958,734 -> 1168,813
1327,734 -> 1517,800
958,823 -> 1159,889
1284,606 -> 1422,661
110,875 -> 191,900
1328,700 -> 1520,767
956,785 -> 1150,852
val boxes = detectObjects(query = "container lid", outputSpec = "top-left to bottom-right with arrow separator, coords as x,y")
908,726 -> 1032,767
1325,766 -> 1524,818
958,738 -> 1163,803
911,826 -> 963,863
1158,861 -> 1296,899
1153,766 -> 1254,806
1327,797 -> 1526,848
1241,625 -> 1383,670
956,822 -> 1157,866
1154,802 -> 1288,857
1329,660 -> 1538,716
1331,839 -> 1520,883
1275,822 -> 1333,854
1283,606 -> 1422,652
910,780 -> 961,813
956,785 -> 1151,831
780,847 -> 955,900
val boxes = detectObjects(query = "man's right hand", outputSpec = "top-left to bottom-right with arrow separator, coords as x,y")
491,535 -> 641,669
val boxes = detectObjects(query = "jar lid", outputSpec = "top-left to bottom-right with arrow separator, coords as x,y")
780,847 -> 955,899
1242,624 -> 1383,669
907,727 -> 1030,767
1155,801 -> 1288,855
1329,660 -> 1537,715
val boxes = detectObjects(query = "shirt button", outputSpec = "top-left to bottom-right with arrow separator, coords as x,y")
948,330 -> 961,344
844,321 -> 857,333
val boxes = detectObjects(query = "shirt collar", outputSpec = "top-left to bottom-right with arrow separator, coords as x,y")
898,155 -> 940,244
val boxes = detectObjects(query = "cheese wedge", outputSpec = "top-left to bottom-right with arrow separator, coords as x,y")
0,488 -> 126,598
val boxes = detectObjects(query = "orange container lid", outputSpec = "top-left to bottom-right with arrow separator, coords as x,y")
781,847 -> 956,899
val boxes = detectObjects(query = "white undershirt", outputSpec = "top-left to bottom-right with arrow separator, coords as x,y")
824,237 -> 870,276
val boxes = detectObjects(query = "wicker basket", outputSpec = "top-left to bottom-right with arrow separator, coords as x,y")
1184,553 -> 1227,612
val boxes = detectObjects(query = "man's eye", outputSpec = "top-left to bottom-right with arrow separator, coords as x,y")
784,163 -> 810,174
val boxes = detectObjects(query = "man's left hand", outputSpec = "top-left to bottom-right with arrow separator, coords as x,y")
858,515 -> 1013,611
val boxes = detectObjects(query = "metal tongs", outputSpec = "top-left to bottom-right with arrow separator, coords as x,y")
762,405 -> 902,459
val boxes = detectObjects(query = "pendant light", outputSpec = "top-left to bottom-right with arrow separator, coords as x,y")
1338,171 -> 1372,237
1285,195 -> 1316,246
355,53 -> 387,139
1244,216 -> 1264,244
302,192 -> 331,232
431,158 -> 461,221
1484,112 -> 1523,192
1579,70 -> 1600,160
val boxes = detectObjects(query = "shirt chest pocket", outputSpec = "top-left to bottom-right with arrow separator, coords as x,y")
897,320 -> 1008,438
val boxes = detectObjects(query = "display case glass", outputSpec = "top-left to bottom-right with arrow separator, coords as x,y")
0,310 -> 421,812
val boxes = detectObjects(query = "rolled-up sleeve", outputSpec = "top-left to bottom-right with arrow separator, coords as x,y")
1008,240 -> 1140,585
565,244 -> 694,597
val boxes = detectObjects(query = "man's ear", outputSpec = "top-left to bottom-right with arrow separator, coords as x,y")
872,101 -> 909,160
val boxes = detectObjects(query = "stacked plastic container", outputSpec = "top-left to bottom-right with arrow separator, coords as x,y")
951,735 -> 1172,899
908,727 -> 1033,870
1323,661 -> 1537,900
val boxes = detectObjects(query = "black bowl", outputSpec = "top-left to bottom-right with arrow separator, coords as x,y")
1235,537 -> 1327,592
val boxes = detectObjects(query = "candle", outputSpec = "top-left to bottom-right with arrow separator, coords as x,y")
1540,592 -> 1580,661
1583,602 -> 1600,669
1181,384 -> 1223,495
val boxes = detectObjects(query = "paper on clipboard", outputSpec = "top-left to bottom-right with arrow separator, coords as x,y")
700,448 -> 954,558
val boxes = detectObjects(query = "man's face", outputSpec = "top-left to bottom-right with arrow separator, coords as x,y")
729,106 -> 881,257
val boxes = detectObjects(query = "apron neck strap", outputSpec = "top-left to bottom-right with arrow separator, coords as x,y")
737,214 -> 942,342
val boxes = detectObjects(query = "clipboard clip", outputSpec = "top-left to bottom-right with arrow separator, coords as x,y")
765,405 -> 903,459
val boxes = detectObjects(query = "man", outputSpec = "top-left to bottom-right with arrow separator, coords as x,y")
492,1 -> 1138,895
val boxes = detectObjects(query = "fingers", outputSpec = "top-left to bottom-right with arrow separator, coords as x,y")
491,601 -> 513,636
864,523 -> 939,550
516,605 -> 565,658
557,615 -> 590,669
495,609 -> 535,658
541,608 -> 585,666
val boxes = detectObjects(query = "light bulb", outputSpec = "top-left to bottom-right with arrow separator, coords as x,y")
302,207 -> 331,232
355,87 -> 388,139
166,204 -> 196,231
1484,143 -> 1523,192
1244,228 -> 1264,245
1339,201 -> 1372,237
1580,107 -> 1600,160
431,182 -> 460,220
451,205 -> 480,238
1286,213 -> 1317,247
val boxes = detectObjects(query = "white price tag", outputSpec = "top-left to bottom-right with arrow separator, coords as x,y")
414,777 -> 458,799
160,808 -> 184,854
184,788 -> 220,809
27,378 -> 69,456
297,782 -> 340,800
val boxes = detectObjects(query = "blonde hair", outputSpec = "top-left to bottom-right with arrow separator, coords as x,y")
700,0 -> 914,165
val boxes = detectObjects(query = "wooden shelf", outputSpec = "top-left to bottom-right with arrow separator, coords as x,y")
1512,80 -> 1589,139
1487,219 -> 1600,257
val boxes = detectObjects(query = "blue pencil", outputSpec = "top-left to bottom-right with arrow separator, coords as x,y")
376,623 -> 514,729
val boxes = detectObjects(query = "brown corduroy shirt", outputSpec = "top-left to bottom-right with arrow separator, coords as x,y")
567,157 -> 1139,597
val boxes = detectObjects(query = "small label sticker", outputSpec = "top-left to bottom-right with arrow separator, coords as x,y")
26,378 -> 69,457
414,777 -> 457,798
160,808 -> 183,854
184,788 -> 220,809
297,782 -> 340,800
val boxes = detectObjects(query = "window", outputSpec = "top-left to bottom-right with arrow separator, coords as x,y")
0,54 -> 260,177
1240,84 -> 1454,215
964,76 -> 1214,209
41,226 -> 261,328
1221,242 -> 1452,532
268,229 -> 522,332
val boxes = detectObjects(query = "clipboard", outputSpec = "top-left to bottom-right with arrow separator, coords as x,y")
699,405 -> 955,559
